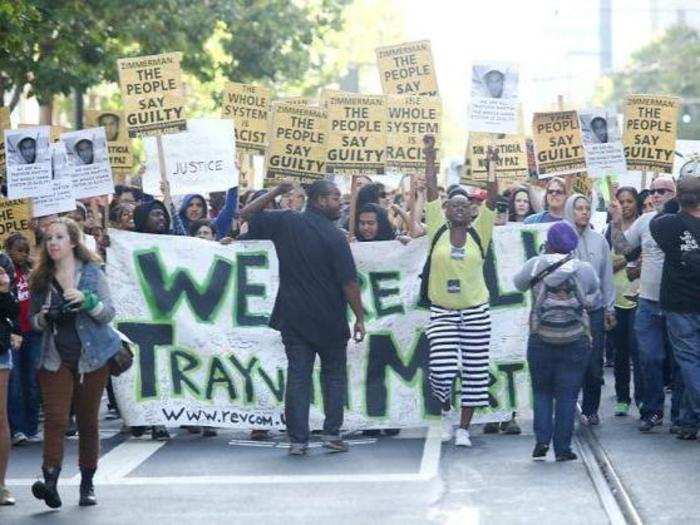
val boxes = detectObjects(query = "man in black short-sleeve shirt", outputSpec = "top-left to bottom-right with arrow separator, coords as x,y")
651,176 -> 700,437
241,180 -> 365,454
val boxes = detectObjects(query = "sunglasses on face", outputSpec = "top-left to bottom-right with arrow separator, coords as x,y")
547,189 -> 565,196
650,188 -> 671,195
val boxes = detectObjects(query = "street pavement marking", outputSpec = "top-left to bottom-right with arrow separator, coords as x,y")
8,423 -> 443,486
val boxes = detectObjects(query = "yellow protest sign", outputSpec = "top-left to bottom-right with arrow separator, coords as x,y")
265,103 -> 327,181
469,133 -> 528,185
117,52 -> 186,138
532,110 -> 586,177
0,107 -> 10,185
85,110 -> 134,173
0,198 -> 34,245
221,82 -> 270,153
385,95 -> 441,170
376,40 -> 438,96
325,92 -> 386,174
281,97 -> 313,106
622,94 -> 680,173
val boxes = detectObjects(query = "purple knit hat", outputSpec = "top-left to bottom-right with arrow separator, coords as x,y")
547,222 -> 579,254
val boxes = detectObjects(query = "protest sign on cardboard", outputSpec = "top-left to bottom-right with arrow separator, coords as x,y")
221,82 -> 270,153
117,52 -> 186,138
579,108 -> 627,178
4,126 -> 52,198
622,94 -> 680,173
84,110 -> 134,177
265,103 -> 327,181
385,95 -> 441,170
143,118 -> 238,196
325,92 -> 386,174
532,110 -> 586,177
468,61 -> 519,134
61,127 -> 114,199
0,198 -> 34,245
469,133 -> 528,185
376,40 -> 438,96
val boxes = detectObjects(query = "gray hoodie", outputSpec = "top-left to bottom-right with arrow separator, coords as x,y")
563,194 -> 616,313
514,253 -> 600,304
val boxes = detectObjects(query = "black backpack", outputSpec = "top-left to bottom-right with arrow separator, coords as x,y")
417,224 -> 485,308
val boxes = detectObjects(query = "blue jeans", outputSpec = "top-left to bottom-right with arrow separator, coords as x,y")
8,332 -> 42,437
581,308 -> 605,416
283,334 -> 347,444
635,299 -> 669,418
528,335 -> 589,456
666,312 -> 700,430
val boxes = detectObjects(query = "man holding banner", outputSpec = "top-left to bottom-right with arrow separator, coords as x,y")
239,179 -> 365,456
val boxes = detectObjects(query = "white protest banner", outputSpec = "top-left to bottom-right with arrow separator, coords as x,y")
468,62 -> 519,134
107,225 -> 548,429
221,82 -> 270,153
61,127 -> 114,199
578,108 -> 627,178
376,40 -> 438,96
386,95 -> 441,171
117,52 -> 187,138
143,118 -> 238,196
32,143 -> 77,218
5,126 -> 52,199
622,94 -> 680,174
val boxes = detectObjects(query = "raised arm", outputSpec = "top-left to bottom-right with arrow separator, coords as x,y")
484,145 -> 500,210
423,135 -> 439,203
239,181 -> 294,222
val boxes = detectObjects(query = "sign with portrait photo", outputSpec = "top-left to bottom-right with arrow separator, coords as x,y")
32,142 -> 77,218
61,127 -> 114,199
84,110 -> 134,175
578,108 -> 627,178
468,61 -> 519,134
4,126 -> 52,199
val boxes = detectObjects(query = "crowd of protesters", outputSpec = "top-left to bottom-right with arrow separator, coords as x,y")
0,141 -> 698,508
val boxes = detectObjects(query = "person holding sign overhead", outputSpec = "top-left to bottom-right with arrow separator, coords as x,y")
418,135 -> 499,447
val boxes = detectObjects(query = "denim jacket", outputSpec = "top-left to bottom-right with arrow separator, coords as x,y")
30,261 -> 121,374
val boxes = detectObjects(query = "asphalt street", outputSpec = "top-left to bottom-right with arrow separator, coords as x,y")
2,368 -> 697,524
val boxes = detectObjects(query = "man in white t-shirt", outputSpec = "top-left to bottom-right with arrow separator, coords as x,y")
611,176 -> 676,432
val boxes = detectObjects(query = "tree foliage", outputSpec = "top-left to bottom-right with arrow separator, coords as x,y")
0,0 -> 349,109
600,24 -> 700,139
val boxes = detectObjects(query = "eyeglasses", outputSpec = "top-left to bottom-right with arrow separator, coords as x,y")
650,188 -> 671,195
547,189 -> 565,196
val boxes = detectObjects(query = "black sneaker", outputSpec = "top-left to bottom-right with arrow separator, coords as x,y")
676,427 -> 698,440
556,451 -> 578,462
639,414 -> 662,432
151,426 -> 171,441
588,414 -> 600,426
483,423 -> 500,434
501,418 -> 522,435
532,443 -> 549,461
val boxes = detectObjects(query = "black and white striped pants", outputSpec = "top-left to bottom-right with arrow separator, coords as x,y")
426,303 -> 491,408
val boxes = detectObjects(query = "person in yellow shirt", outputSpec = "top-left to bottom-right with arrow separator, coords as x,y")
418,136 -> 499,447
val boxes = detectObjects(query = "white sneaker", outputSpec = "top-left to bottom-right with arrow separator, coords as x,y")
441,412 -> 454,442
11,432 -> 27,446
454,428 -> 472,447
